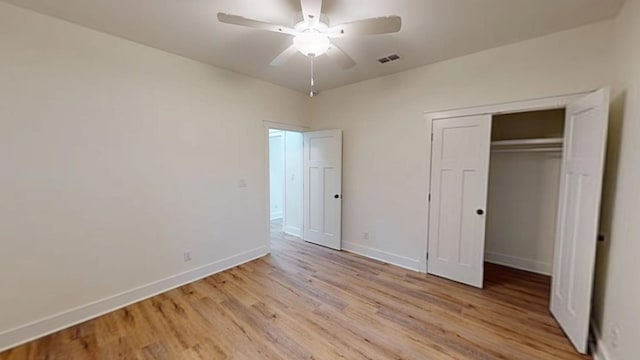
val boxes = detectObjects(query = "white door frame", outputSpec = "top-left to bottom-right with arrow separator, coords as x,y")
422,91 -> 591,273
264,121 -> 310,250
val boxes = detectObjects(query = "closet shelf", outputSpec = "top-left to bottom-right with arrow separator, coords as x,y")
491,137 -> 564,153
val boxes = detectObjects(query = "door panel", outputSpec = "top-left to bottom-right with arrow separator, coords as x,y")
303,130 -> 342,250
428,115 -> 492,288
551,88 -> 609,354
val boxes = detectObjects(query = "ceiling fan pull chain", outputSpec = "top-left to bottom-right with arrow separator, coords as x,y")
310,55 -> 315,97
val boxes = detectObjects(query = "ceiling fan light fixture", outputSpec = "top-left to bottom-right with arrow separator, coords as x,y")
293,31 -> 330,57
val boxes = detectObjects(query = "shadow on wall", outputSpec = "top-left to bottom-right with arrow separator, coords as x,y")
593,90 -> 626,325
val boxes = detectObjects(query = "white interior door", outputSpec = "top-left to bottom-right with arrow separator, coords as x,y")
428,115 -> 492,288
303,130 -> 342,250
551,88 -> 609,354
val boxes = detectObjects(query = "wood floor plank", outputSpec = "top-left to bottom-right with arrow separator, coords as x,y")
1,224 -> 591,359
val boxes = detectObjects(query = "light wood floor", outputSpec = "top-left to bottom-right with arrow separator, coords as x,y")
1,223 -> 590,359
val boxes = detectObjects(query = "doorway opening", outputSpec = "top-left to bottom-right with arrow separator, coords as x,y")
266,124 -> 343,251
268,129 -> 304,248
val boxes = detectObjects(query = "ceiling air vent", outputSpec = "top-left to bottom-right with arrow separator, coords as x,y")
378,53 -> 401,64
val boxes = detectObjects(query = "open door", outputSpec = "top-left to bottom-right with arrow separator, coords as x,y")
551,88 -> 609,354
427,115 -> 492,288
303,130 -> 342,250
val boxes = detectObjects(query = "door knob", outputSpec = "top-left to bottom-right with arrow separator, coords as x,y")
476,209 -> 484,215
334,194 -> 341,199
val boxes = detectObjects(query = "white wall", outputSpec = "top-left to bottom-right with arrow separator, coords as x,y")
269,131 -> 285,220
0,2 -> 308,350
310,21 -> 612,270
485,152 -> 560,275
283,131 -> 303,237
591,1 -> 640,359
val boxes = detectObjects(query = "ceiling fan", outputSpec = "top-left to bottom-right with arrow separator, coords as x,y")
217,0 -> 402,96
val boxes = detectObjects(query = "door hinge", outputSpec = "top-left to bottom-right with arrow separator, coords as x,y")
428,193 -> 431,202
431,133 -> 434,142
426,252 -> 429,261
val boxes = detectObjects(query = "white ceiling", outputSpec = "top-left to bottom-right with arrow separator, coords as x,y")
3,0 -> 624,93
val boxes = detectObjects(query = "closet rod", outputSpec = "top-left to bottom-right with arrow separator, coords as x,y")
491,137 -> 563,147
491,147 -> 563,153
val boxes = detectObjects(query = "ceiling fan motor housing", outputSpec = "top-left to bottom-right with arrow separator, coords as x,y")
293,30 -> 331,56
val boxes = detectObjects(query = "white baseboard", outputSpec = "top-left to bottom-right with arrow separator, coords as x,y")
485,251 -> 552,275
283,226 -> 301,238
270,213 -> 283,221
590,322 -> 613,360
0,246 -> 269,353
343,242 -> 421,272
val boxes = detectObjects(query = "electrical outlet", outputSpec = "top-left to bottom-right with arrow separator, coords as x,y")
363,232 -> 369,240
184,250 -> 192,262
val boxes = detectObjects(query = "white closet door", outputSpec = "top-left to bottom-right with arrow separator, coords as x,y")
551,88 -> 609,354
303,130 -> 342,250
428,115 -> 492,288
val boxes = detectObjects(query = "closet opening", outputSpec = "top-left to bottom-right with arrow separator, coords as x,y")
484,109 -> 565,290
425,88 -> 609,354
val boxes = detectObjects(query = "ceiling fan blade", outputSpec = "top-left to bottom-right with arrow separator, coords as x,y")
217,13 -> 296,35
300,0 -> 322,28
328,16 -> 402,37
326,44 -> 356,69
270,44 -> 299,66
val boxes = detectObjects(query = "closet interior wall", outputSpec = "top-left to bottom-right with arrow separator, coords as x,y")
485,110 -> 566,275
